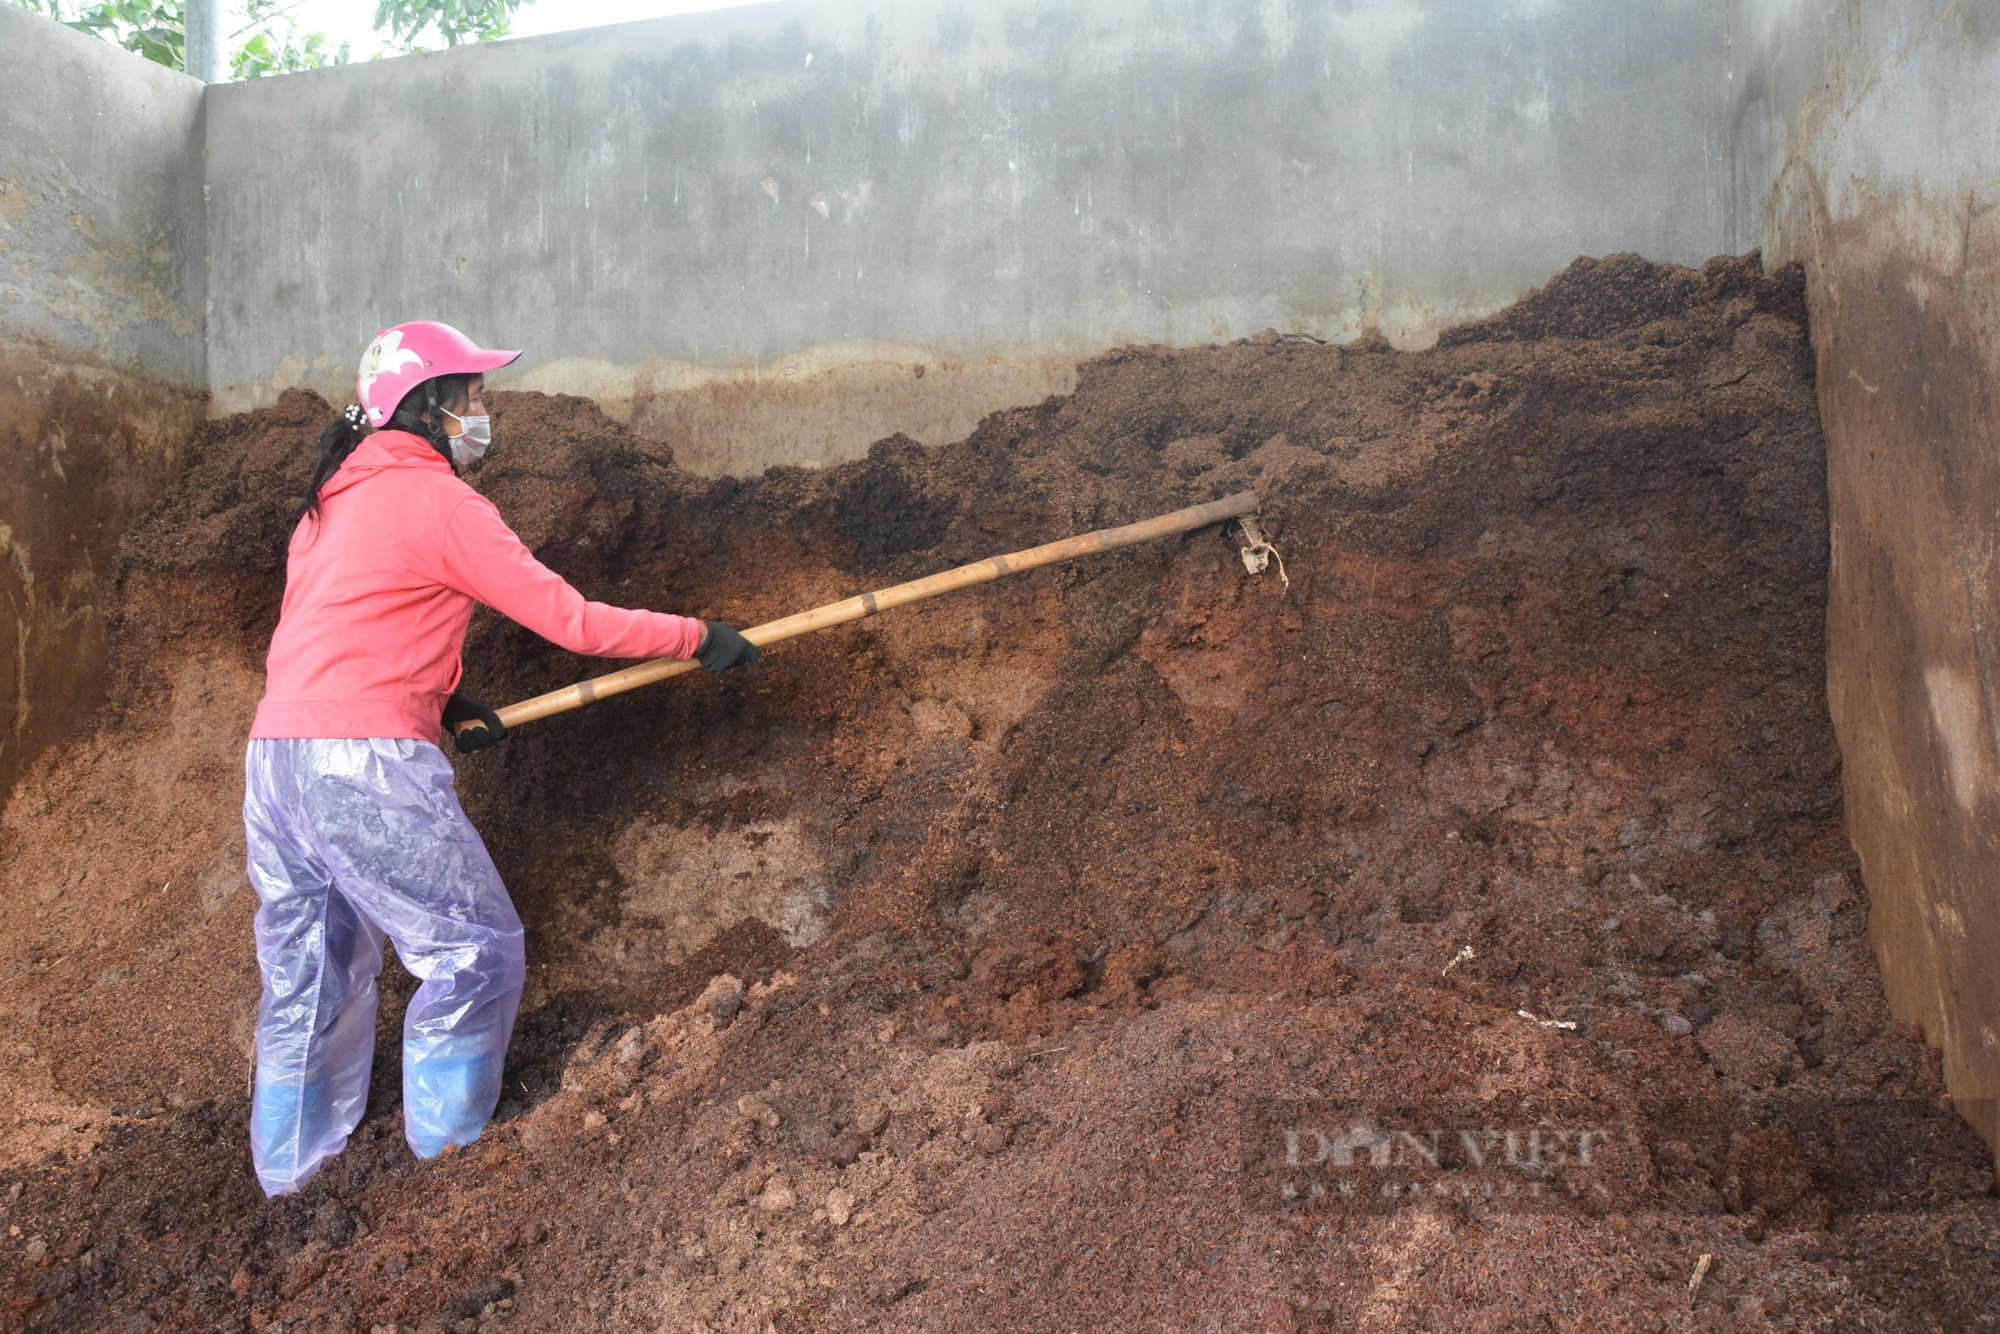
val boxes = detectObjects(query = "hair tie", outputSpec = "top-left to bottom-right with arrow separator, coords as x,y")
343,404 -> 365,427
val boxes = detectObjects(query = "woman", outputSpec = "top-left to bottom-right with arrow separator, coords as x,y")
243,320 -> 758,1195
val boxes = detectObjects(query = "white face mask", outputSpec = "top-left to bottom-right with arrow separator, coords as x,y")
442,407 -> 492,468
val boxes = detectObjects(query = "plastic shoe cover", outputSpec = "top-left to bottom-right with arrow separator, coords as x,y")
250,979 -> 380,1194
404,1040 -> 507,1158
243,737 -> 525,1196
249,1077 -> 310,1193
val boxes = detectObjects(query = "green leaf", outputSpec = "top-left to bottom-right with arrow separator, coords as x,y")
6,0 -> 186,71
230,6 -> 350,79
7,0 -> 530,72
372,0 -> 527,51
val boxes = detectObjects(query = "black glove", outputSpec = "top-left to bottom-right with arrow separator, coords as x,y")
696,621 -> 761,674
442,693 -> 508,753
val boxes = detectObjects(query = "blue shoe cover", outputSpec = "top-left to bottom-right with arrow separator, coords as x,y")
406,1049 -> 500,1158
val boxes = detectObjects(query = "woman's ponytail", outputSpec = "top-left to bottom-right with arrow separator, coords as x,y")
298,403 -> 369,526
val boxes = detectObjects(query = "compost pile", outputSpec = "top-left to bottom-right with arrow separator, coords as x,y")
3,253 -> 1996,1332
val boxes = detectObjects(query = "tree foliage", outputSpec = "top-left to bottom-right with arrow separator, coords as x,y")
6,0 -> 531,77
375,0 -> 523,50
12,0 -> 186,71
230,0 -> 348,78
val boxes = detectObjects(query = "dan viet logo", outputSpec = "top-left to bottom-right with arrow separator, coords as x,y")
1242,1098 -> 1635,1214
1240,1094 -> 1955,1217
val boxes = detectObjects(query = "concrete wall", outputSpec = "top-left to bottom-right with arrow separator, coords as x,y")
1735,0 -> 2000,1151
0,7 -> 207,799
203,0 -> 1738,476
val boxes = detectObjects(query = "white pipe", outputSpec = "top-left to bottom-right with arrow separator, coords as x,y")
184,0 -> 224,83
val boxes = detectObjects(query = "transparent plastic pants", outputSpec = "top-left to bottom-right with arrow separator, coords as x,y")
242,738 -> 525,1196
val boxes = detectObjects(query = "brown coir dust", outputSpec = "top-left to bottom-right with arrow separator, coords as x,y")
3,252 -> 1997,1331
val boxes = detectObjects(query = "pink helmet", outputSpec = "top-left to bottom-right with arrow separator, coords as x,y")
355,320 -> 520,427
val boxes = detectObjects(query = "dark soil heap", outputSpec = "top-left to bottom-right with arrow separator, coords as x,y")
2,253 -> 1996,1331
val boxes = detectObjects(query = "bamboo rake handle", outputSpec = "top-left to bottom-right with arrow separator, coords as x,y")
478,490 -> 1261,733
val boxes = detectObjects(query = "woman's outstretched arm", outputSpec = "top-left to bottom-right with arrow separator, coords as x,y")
437,492 -> 706,662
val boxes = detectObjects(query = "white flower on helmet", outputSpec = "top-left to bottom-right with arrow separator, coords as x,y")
358,330 -> 425,397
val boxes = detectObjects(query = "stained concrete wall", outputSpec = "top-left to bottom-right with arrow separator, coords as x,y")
1734,0 -> 2000,1151
203,0 -> 1739,476
0,7 -> 208,799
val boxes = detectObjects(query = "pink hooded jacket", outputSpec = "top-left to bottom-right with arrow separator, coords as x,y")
250,430 -> 704,744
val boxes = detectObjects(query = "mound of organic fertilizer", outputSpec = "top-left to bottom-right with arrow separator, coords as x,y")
3,253 -> 1997,1331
